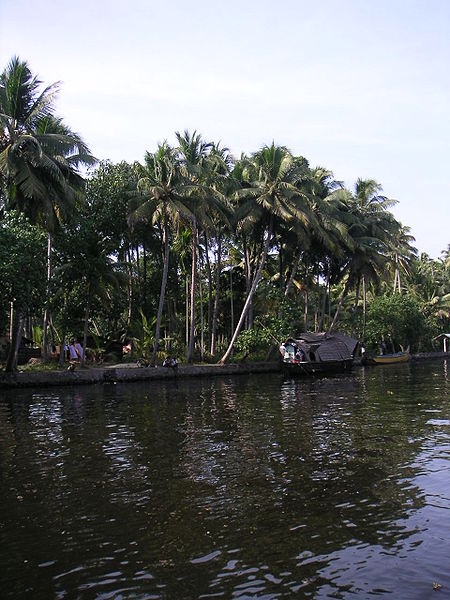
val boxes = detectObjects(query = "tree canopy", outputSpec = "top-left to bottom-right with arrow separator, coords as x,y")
1,57 -> 448,369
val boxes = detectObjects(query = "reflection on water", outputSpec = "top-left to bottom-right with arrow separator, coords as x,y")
0,360 -> 449,598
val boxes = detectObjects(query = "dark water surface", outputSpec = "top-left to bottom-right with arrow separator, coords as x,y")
1,361 -> 449,599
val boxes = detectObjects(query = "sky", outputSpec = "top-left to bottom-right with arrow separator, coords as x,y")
1,0 -> 449,258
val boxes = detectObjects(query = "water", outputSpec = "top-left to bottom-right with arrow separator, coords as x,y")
0,360 -> 449,599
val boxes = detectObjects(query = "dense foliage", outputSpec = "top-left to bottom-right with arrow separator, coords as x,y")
0,212 -> 47,329
1,57 -> 449,369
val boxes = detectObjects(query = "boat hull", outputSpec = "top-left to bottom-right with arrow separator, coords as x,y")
282,359 -> 353,376
363,351 -> 410,365
372,352 -> 410,364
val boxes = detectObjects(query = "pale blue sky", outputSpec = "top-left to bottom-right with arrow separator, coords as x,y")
1,0 -> 449,257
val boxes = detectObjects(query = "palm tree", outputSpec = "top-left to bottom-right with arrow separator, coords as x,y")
202,143 -> 234,355
301,167 -> 350,331
0,57 -> 95,228
388,225 -> 417,293
409,253 -> 450,331
175,131 -> 210,362
0,56 -> 95,370
175,130 -> 229,362
327,179 -> 400,333
219,144 -> 318,364
443,245 -> 450,271
130,142 -> 189,365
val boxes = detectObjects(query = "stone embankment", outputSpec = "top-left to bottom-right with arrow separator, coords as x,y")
0,362 -> 280,389
410,351 -> 449,361
1,352 -> 448,390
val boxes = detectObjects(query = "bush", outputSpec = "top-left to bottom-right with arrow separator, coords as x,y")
365,294 -> 427,352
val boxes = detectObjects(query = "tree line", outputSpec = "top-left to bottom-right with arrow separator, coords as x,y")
1,57 -> 449,371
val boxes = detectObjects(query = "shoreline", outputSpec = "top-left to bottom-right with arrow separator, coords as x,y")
0,361 -> 281,389
0,352 -> 448,390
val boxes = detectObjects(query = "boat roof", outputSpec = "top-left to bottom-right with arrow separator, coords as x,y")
284,332 -> 358,362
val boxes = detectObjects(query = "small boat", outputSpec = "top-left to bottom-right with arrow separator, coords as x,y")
371,350 -> 410,365
280,332 -> 358,376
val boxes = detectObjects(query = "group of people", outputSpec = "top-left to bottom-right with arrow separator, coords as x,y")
279,342 -> 306,363
162,356 -> 178,370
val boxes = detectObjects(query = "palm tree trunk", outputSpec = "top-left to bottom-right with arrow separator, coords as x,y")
143,241 -> 147,308
278,241 -> 284,319
304,288 -> 309,331
126,245 -> 133,329
328,277 -> 331,324
185,274 -> 189,355
135,244 -> 141,287
203,232 -> 213,349
314,273 -> 320,332
285,252 -> 301,296
328,277 -> 352,333
82,285 -> 91,367
362,275 -> 367,342
229,264 -> 234,354
279,241 -> 284,293
6,308 -> 23,372
199,263 -> 205,360
318,265 -> 330,331
151,208 -> 169,366
248,244 -> 262,330
244,241 -> 251,329
210,233 -> 222,355
42,233 -> 52,361
219,218 -> 273,364
351,277 -> 361,337
59,294 -> 68,367
9,301 -> 13,343
186,217 -> 198,363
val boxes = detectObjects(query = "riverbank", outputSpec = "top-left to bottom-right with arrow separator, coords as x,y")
0,361 -> 281,389
1,352 -> 448,390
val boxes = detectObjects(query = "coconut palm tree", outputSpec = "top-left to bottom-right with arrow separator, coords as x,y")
0,56 -> 95,370
0,57 -> 95,228
387,224 -> 417,293
201,142 -> 234,355
175,130 -> 211,362
130,142 -> 190,365
301,167 -> 351,331
219,144 -> 319,363
175,130 -> 230,362
327,180 -> 400,333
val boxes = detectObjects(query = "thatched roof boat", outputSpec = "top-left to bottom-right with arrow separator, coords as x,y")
280,332 -> 358,376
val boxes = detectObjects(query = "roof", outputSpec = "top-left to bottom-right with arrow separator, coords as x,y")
285,332 -> 358,362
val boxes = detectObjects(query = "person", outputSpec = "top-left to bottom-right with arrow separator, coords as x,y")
69,338 -> 83,361
279,343 -> 286,359
75,339 -> 84,361
295,348 -> 305,362
69,339 -> 78,360
380,340 -> 387,355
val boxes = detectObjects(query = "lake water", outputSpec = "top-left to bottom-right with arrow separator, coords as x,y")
0,360 -> 449,599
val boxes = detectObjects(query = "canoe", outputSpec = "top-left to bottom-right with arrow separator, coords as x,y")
369,351 -> 410,365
